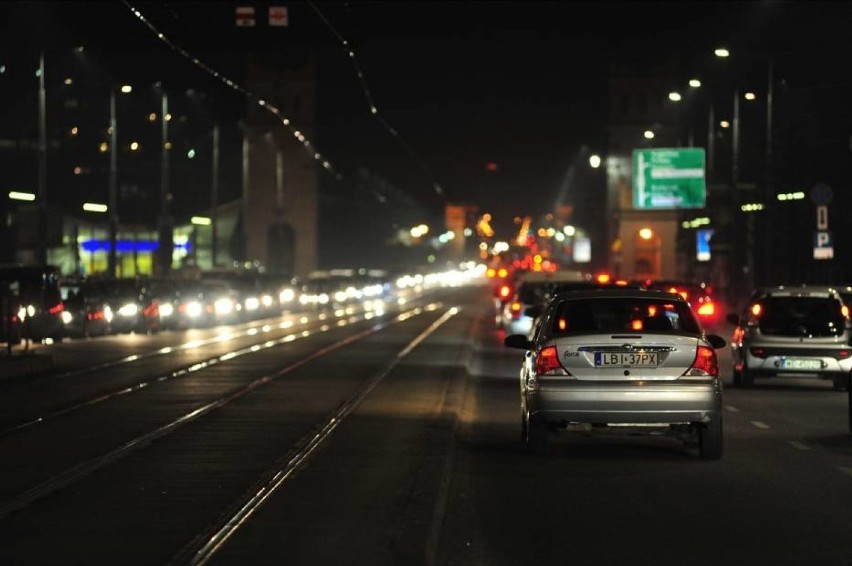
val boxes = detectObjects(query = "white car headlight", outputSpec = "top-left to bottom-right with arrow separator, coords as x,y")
186,301 -> 204,318
261,294 -> 274,307
61,311 -> 74,325
118,303 -> 138,317
104,306 -> 114,323
159,303 -> 174,317
280,288 -> 295,302
214,298 -> 233,315
245,297 -> 260,311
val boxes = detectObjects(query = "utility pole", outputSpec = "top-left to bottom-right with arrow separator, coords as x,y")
211,123 -> 219,267
108,89 -> 118,278
37,52 -> 47,265
158,90 -> 171,276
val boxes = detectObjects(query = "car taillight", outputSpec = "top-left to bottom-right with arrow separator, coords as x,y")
749,347 -> 767,358
838,350 -> 852,359
498,268 -> 509,278
534,346 -> 569,376
498,285 -> 512,299
697,301 -> 715,317
48,302 -> 64,314
486,268 -> 496,278
510,301 -> 522,318
684,345 -> 718,377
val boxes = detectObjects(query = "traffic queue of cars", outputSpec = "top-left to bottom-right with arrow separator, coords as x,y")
494,268 -> 852,456
0,267 -> 409,342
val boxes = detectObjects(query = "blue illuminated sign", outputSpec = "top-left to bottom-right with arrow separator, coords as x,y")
80,240 -> 191,253
696,229 -> 713,262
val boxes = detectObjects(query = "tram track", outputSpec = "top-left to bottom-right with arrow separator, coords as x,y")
0,302 -> 446,520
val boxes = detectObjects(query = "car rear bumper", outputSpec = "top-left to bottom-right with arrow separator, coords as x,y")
526,379 -> 722,424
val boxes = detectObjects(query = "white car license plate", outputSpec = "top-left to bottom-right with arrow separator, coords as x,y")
781,358 -> 821,370
595,352 -> 659,367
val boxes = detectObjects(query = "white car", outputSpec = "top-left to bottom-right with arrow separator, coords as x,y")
505,288 -> 727,459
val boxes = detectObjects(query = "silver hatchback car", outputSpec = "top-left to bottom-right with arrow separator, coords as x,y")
728,286 -> 852,390
504,289 -> 726,459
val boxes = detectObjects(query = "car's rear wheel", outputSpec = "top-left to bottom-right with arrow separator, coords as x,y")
740,367 -> 755,388
524,413 -> 549,455
698,416 -> 723,460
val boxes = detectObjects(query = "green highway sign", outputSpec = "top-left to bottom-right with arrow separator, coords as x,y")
632,148 -> 706,209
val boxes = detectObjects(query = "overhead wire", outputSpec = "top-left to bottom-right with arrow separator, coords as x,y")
121,1 -> 341,180
307,1 -> 446,202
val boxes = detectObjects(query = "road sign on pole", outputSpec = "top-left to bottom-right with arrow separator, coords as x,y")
632,148 -> 706,209
813,231 -> 833,260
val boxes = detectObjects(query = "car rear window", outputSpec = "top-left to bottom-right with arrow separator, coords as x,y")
756,296 -> 845,337
550,298 -> 701,334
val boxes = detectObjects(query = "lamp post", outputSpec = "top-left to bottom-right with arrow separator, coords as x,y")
108,88 -> 119,277
37,52 -> 47,266
158,90 -> 172,276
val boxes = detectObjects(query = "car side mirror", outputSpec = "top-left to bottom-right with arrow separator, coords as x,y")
504,334 -> 532,350
725,313 -> 740,326
706,334 -> 726,349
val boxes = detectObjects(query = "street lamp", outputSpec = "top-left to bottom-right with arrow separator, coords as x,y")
668,92 -> 682,102
589,154 -> 602,168
107,83 -> 137,277
689,79 -> 702,88
643,130 -> 655,139
714,48 -> 730,58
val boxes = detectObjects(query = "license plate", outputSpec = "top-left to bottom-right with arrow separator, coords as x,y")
595,352 -> 659,367
781,358 -> 821,370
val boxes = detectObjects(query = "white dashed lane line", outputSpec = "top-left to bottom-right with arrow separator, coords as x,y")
725,405 -> 740,413
750,421 -> 771,429
787,441 -> 810,450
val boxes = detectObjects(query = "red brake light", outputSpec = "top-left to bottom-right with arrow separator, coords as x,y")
48,302 -> 64,314
596,273 -> 611,284
697,302 -> 715,317
686,345 -> 718,377
750,303 -> 762,317
749,347 -> 767,358
535,345 -> 568,376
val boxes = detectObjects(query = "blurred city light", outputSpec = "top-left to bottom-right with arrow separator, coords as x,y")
643,130 -> 655,139
638,228 -> 654,240
563,225 -> 576,236
714,48 -> 730,57
9,191 -> 36,202
99,142 -> 109,153
148,112 -> 157,122
120,84 -> 133,93
589,154 -> 602,168
720,120 -> 730,128
744,92 -> 757,101
130,141 -> 140,151
741,203 -> 765,212
689,79 -> 702,88
191,216 -> 211,226
668,91 -> 682,102
410,224 -> 429,238
777,191 -> 805,201
83,202 -> 108,213
187,148 -> 196,159
64,77 -> 73,85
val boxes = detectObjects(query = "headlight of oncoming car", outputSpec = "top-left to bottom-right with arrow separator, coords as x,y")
118,303 -> 139,317
186,301 -> 204,318
61,311 -> 74,325
104,306 -> 114,323
159,303 -> 174,317
245,297 -> 260,311
214,298 -> 233,315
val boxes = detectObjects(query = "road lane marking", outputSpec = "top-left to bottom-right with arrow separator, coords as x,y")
725,405 -> 740,413
788,441 -> 810,450
750,421 -> 771,429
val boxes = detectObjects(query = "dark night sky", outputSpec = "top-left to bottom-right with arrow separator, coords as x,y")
2,1 -> 852,239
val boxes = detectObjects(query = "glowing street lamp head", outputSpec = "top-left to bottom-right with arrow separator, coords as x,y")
120,84 -> 133,94
668,91 -> 682,102
714,48 -> 730,58
689,79 -> 702,88
589,154 -> 602,168
643,130 -> 655,139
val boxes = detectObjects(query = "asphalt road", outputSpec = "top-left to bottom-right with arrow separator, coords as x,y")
0,283 -> 850,565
